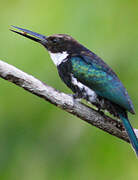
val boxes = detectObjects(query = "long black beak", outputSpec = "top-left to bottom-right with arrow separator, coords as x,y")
10,26 -> 47,43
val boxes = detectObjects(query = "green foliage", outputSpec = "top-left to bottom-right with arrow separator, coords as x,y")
0,0 -> 138,179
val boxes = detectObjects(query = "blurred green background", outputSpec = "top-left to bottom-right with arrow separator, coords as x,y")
0,0 -> 138,179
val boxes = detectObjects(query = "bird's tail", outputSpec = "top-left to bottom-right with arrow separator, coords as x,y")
119,112 -> 138,157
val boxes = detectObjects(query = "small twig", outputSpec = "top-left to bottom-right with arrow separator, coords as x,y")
0,59 -> 136,143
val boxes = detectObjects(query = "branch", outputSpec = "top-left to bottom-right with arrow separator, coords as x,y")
0,59 -> 136,144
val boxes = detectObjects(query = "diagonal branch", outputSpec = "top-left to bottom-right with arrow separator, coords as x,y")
0,59 -> 137,144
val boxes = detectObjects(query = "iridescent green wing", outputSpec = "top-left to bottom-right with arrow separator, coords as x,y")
70,55 -> 134,113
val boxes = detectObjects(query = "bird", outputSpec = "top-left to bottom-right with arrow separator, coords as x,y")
10,25 -> 138,156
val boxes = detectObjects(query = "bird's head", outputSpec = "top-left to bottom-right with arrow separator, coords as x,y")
10,26 -> 84,65
11,26 -> 84,51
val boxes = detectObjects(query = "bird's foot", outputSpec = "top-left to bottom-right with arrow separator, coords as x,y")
97,107 -> 105,116
91,97 -> 106,114
93,97 -> 119,118
67,93 -> 82,102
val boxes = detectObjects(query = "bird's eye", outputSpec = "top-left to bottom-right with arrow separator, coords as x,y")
52,38 -> 58,44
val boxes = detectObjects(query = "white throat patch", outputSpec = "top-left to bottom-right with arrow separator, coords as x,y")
49,51 -> 68,66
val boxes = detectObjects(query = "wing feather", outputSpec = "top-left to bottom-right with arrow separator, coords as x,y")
70,55 -> 134,113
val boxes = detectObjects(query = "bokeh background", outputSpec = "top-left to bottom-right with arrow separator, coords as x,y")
0,0 -> 138,179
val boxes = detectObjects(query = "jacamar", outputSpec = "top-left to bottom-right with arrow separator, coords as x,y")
10,26 -> 138,156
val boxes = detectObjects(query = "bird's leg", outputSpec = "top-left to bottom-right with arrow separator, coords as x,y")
70,86 -> 86,101
67,92 -> 82,102
73,92 -> 81,99
72,91 -> 83,102
93,97 -> 120,118
91,96 -> 106,114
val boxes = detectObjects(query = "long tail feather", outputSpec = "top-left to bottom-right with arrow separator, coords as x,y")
119,113 -> 138,157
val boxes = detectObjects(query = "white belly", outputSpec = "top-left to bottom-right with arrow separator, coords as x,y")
71,75 -> 97,103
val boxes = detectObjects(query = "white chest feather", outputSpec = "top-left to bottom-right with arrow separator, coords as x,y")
49,51 -> 68,66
